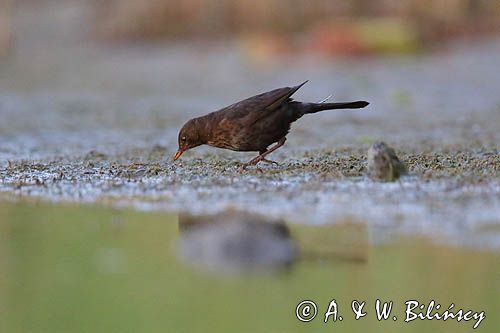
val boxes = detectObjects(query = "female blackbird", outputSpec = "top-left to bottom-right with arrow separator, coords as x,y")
173,81 -> 369,168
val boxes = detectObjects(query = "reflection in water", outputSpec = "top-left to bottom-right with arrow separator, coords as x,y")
177,211 -> 369,273
177,212 -> 296,273
2,202 -> 499,333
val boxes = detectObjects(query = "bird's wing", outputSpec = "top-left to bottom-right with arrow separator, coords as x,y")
263,80 -> 308,111
223,81 -> 308,125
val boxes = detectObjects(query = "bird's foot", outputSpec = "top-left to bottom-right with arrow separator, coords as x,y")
240,162 -> 258,171
260,158 -> 279,165
240,155 -> 264,171
240,154 -> 280,172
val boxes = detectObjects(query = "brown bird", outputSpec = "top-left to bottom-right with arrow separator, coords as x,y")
173,81 -> 369,168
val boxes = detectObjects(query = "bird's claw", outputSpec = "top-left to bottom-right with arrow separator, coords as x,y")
240,156 -> 265,172
240,161 -> 258,172
260,158 -> 279,165
240,152 -> 280,172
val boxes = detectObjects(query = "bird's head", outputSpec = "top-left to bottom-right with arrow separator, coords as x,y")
173,119 -> 204,161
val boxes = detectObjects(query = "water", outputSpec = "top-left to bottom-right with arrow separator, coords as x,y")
1,202 -> 499,332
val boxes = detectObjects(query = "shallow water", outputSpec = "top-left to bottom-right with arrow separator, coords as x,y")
1,202 -> 499,333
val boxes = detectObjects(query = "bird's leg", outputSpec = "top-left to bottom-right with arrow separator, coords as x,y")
258,150 -> 279,165
241,137 -> 286,169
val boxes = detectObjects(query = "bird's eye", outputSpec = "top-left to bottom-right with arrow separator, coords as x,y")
181,136 -> 186,141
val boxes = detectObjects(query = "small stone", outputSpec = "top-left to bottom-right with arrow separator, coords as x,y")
367,142 -> 407,181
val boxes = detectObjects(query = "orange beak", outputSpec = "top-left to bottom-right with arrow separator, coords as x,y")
173,149 -> 184,161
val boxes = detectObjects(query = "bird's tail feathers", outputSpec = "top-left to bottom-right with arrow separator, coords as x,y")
305,101 -> 369,114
